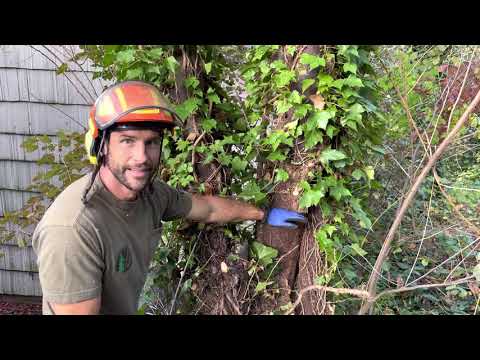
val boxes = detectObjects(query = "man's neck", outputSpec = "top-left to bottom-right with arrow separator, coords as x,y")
99,166 -> 138,201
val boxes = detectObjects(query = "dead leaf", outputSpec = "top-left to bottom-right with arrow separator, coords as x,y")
186,132 -> 198,142
220,261 -> 228,273
309,94 -> 325,110
468,281 -> 480,296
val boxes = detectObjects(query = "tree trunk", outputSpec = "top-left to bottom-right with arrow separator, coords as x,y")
253,45 -> 332,315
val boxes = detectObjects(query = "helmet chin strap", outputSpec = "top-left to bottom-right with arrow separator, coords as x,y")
82,131 -> 108,204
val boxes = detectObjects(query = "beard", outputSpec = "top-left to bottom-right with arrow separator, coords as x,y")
104,152 -> 157,193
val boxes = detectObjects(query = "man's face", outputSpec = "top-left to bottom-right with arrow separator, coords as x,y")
104,128 -> 162,193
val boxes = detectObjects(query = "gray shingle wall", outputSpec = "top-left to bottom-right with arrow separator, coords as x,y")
0,45 -> 108,296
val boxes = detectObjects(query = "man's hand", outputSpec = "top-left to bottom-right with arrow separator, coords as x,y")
266,208 -> 307,229
187,195 -> 264,223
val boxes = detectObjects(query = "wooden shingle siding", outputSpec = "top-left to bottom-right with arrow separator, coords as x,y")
0,270 -> 41,296
0,68 -> 98,104
0,189 -> 37,217
0,133 -> 80,162
0,45 -> 98,73
0,244 -> 37,272
0,102 -> 88,134
0,222 -> 35,246
0,45 -> 109,297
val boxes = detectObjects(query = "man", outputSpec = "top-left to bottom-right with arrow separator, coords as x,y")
32,81 -> 305,315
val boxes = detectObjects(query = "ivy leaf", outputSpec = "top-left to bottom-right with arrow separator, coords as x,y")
320,149 -> 347,164
175,98 -> 200,120
274,70 -> 296,88
299,189 -> 325,209
207,92 -> 221,104
125,67 -> 144,79
352,169 -> 364,180
267,151 -> 287,161
184,76 -> 200,89
275,99 -> 293,114
350,198 -> 372,229
289,90 -> 302,104
116,49 -> 135,63
310,110 -> 333,130
251,241 -> 278,267
239,181 -> 266,202
255,281 -> 274,293
201,118 -> 217,132
349,103 -> 365,115
326,125 -> 336,139
284,120 -> 298,131
294,104 -> 311,119
286,45 -> 296,56
204,62 -> 212,74
343,62 -> 357,74
364,166 -> 375,180
304,130 -> 323,149
146,65 -> 161,74
148,48 -> 163,58
421,258 -> 429,267
322,224 -> 337,237
315,229 -> 333,251
368,144 -> 386,155
275,168 -> 289,182
330,185 -> 352,202
300,53 -> 325,71
318,73 -> 334,88
302,78 -> 315,93
231,157 -> 248,172
344,75 -> 364,88
351,243 -> 367,257
165,56 -> 178,74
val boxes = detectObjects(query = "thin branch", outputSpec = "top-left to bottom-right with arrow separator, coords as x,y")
378,56 -> 431,158
433,168 -> 480,238
28,92 -> 86,131
28,45 -> 91,105
359,68 -> 480,314
372,275 -> 476,304
57,45 -> 99,98
406,236 -> 480,287
285,285 -> 369,315
445,53 -> 475,132
405,180 -> 435,284
284,275 -> 475,315
41,45 -> 96,103
169,236 -> 200,315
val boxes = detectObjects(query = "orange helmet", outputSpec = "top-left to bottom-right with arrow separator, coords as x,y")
85,81 -> 181,165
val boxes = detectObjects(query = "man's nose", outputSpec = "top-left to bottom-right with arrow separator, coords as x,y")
132,142 -> 148,163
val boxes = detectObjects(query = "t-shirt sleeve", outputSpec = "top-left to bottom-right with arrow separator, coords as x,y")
153,181 -> 193,221
33,224 -> 104,304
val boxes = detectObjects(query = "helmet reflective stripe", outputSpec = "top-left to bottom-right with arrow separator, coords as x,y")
114,87 -> 129,112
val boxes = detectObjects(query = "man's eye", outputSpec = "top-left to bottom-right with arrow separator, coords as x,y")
121,139 -> 134,144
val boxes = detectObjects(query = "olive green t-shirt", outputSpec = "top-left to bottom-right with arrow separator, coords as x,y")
32,173 -> 192,315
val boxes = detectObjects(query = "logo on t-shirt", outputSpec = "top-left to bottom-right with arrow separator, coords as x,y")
116,246 -> 132,272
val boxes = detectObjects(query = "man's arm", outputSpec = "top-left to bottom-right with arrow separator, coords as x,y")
186,195 -> 265,223
49,297 -> 101,315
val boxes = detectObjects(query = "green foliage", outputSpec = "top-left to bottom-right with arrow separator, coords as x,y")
5,44 -> 477,315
